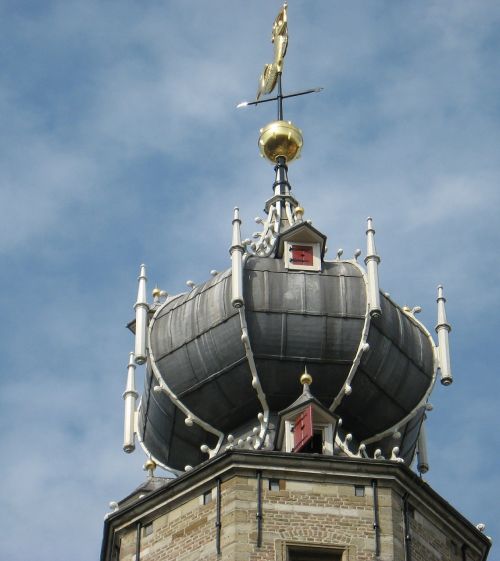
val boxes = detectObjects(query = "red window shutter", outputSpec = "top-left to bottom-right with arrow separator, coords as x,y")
290,245 -> 314,266
293,405 -> 313,452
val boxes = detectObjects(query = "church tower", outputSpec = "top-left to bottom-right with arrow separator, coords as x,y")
101,5 -> 491,561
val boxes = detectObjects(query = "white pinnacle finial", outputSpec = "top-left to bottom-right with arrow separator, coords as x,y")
230,207 -> 244,308
417,421 -> 429,474
123,352 -> 138,453
134,265 -> 148,365
364,217 -> 382,318
436,285 -> 452,386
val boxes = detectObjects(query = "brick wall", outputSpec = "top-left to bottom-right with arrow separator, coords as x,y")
106,456 -> 489,561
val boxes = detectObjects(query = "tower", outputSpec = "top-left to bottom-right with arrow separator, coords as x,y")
101,5 -> 491,561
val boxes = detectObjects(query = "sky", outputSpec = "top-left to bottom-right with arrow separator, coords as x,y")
0,1 -> 499,559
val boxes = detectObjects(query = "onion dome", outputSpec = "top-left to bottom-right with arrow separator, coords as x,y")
138,208 -> 437,472
122,2 -> 452,476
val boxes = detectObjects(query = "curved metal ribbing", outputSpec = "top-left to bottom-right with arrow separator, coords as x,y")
360,307 -> 438,447
329,259 -> 371,412
146,295 -> 225,459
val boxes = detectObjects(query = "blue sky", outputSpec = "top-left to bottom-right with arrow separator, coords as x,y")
1,1 -> 499,559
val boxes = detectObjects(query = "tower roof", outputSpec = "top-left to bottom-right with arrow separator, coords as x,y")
122,2 -> 452,479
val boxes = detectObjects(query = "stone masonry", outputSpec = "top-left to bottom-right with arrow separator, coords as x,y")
101,452 -> 490,561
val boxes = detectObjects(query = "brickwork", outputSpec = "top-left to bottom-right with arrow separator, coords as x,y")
102,454 -> 490,561
408,506 -> 482,561
118,477 -> 393,560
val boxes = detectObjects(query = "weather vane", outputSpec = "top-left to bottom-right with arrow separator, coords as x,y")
237,2 -> 322,164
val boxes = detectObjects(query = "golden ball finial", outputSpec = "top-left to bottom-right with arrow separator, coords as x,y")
295,206 -> 304,217
144,459 -> 157,474
258,120 -> 303,164
300,369 -> 312,386
152,287 -> 161,298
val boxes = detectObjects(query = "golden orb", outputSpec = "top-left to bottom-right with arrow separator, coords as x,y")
152,287 -> 161,298
300,371 -> 313,386
258,120 -> 303,163
144,459 -> 157,472
295,206 -> 304,217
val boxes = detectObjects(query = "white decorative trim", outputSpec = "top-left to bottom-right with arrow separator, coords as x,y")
329,259 -> 371,412
238,307 -> 270,447
284,200 -> 295,227
145,302 -> 226,460
135,399 -> 182,476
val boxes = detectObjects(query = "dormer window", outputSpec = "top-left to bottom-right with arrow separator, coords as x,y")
276,375 -> 339,456
276,221 -> 326,271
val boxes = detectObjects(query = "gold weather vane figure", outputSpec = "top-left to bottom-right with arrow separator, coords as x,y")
237,2 -> 322,165
257,3 -> 288,100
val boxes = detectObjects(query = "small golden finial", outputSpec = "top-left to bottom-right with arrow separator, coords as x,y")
152,286 -> 161,299
300,367 -> 312,387
143,458 -> 157,478
295,206 -> 304,219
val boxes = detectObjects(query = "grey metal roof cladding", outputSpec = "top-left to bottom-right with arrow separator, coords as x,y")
139,255 -> 435,471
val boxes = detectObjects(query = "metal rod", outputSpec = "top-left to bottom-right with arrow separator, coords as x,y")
135,522 -> 141,561
277,72 -> 283,120
256,471 -> 263,547
237,87 -> 323,109
216,478 -> 222,555
273,156 -> 289,196
402,494 -> 412,561
371,479 -> 381,558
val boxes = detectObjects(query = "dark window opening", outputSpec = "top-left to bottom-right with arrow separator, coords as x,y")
203,490 -> 213,505
269,479 -> 280,491
354,485 -> 365,497
301,430 -> 323,454
143,522 -> 153,537
288,545 -> 343,561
